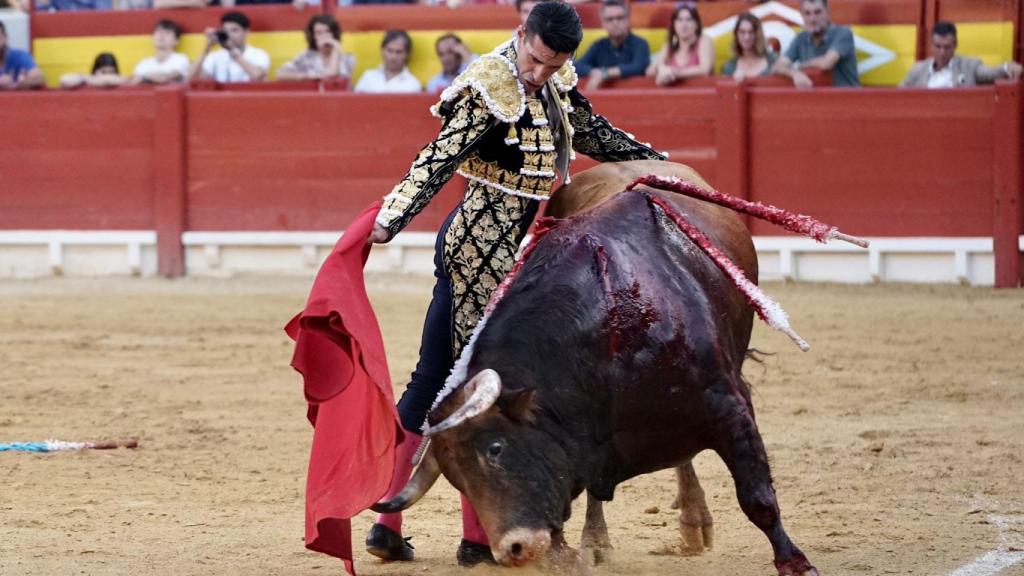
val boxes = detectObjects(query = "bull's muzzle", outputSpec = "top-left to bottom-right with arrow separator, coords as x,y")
495,527 -> 552,567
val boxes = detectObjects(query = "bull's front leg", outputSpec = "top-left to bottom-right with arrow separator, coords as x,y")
672,459 -> 715,554
580,491 -> 613,565
712,376 -> 818,576
541,530 -> 592,576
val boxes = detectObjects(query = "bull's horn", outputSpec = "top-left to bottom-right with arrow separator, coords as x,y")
425,369 -> 502,437
370,445 -> 441,513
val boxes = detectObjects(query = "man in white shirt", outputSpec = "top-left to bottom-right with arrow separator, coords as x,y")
133,19 -> 190,84
354,29 -> 422,93
190,11 -> 270,84
900,21 -> 1022,88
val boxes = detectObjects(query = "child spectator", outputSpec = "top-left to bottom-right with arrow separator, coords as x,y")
133,20 -> 190,84
60,52 -> 128,89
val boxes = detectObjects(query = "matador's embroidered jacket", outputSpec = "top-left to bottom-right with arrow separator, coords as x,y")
376,38 -> 666,355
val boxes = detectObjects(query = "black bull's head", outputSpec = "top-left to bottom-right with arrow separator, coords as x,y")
373,369 -> 576,566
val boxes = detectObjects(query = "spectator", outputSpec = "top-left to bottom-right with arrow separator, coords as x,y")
132,20 -> 190,84
722,12 -> 777,80
0,21 -> 44,90
574,0 -> 650,89
516,0 -> 545,26
35,0 -> 112,10
426,33 -> 476,93
771,0 -> 859,88
646,3 -> 714,86
277,14 -> 356,81
354,29 -> 421,93
59,52 -> 128,89
118,0 -> 154,9
190,11 -> 269,83
350,0 -> 414,5
900,21 -> 1022,88
153,0 -> 214,8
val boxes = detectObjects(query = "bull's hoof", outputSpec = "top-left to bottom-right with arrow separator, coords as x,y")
456,539 -> 497,568
541,544 -> 592,576
580,527 -> 613,566
365,523 -> 414,562
679,520 -> 714,555
581,544 -> 614,566
776,555 -> 818,576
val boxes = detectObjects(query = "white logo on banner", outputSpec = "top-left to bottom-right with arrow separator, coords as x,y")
703,0 -> 896,75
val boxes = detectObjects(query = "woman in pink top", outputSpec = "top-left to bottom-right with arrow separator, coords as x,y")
646,3 -> 715,86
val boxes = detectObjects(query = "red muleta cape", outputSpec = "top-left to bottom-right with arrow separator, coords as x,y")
284,201 -> 403,575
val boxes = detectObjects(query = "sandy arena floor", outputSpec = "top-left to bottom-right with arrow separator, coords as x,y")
1,276 -> 1022,576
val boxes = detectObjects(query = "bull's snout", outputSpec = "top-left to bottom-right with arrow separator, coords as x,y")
495,528 -> 551,567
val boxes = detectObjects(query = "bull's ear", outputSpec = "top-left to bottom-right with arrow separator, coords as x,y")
499,388 -> 538,423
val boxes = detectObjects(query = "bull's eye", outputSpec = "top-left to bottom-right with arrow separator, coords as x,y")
487,441 -> 504,459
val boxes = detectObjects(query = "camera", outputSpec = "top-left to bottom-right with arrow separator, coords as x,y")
215,30 -> 230,48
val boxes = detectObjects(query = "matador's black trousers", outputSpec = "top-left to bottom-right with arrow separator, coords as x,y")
396,197 -> 539,433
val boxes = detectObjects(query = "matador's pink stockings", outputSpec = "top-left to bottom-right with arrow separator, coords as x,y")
461,493 -> 489,545
374,430 -> 422,533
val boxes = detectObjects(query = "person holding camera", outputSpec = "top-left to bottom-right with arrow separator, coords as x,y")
189,11 -> 270,84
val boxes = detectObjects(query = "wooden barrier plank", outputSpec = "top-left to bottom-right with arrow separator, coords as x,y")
0,92 -> 156,230
992,80 -> 1023,288
154,86 -> 187,277
185,92 -> 464,231
747,88 -> 996,237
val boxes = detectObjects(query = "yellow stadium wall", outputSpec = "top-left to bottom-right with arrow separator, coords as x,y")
32,22 -> 1015,88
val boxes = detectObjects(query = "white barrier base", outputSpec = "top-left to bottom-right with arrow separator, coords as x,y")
0,231 -> 1021,286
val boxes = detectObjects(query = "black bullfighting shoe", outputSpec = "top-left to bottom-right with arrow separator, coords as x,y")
456,539 -> 497,567
365,523 -> 414,562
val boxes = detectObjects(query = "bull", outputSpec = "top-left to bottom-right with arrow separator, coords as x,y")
374,160 -> 819,576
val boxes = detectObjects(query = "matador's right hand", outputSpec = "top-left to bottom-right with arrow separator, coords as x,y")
367,224 -> 389,245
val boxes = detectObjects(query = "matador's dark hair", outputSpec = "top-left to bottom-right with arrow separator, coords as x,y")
524,1 -> 583,55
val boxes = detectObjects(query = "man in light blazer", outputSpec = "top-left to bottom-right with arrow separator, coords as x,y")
901,21 -> 1021,88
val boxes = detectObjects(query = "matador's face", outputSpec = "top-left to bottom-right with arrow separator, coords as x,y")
514,28 -> 571,94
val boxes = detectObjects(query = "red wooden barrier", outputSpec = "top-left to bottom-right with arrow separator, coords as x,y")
1,84 -> 1021,285
748,87 -> 998,237
0,92 -> 157,230
992,80 -> 1023,287
185,92 -> 464,232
